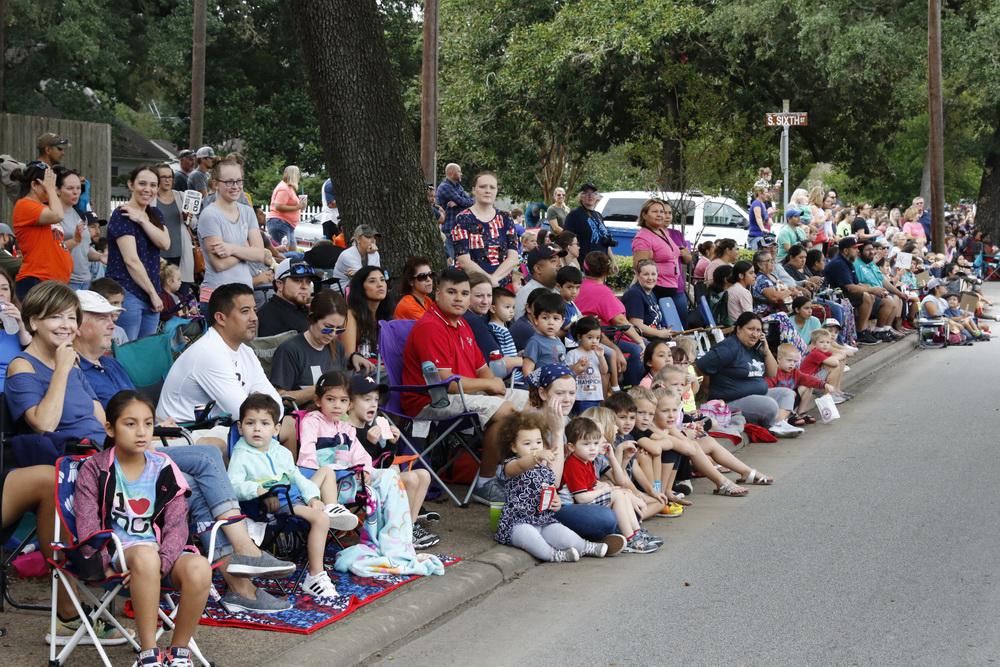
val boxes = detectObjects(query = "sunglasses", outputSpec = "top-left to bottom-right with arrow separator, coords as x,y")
280,263 -> 315,279
320,326 -> 347,336
414,272 -> 434,282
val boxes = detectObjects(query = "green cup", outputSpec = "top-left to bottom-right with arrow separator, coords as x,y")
489,501 -> 504,532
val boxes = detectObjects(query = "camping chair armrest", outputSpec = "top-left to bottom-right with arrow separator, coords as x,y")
261,484 -> 297,514
387,375 -> 463,393
154,425 -> 193,446
178,414 -> 233,433
204,514 -> 247,564
54,530 -> 129,580
52,529 -> 115,555
281,396 -> 299,414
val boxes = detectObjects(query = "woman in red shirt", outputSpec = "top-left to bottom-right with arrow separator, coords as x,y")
12,164 -> 72,299
266,165 -> 306,251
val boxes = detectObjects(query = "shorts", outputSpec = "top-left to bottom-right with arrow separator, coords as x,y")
415,388 -> 529,427
815,368 -> 830,381
589,491 -> 612,507
660,450 -> 693,482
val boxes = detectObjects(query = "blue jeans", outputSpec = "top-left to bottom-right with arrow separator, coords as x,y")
554,503 -> 619,541
266,218 -> 297,250
159,445 -> 241,559
816,298 -> 846,343
671,289 -> 689,328
617,338 -> 644,388
118,289 -> 160,341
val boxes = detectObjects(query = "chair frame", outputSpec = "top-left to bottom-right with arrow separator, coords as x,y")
48,455 -> 225,667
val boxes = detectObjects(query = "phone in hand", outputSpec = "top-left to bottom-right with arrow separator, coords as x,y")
753,339 -> 765,353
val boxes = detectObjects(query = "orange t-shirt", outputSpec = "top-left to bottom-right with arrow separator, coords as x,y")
394,294 -> 430,321
13,199 -> 72,283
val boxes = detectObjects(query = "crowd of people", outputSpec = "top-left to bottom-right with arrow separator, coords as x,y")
0,133 -> 992,665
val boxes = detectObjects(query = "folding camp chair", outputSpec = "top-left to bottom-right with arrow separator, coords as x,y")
0,393 -> 50,617
112,332 -> 175,405
48,455 -> 226,667
917,318 -> 948,348
661,298 -> 713,356
377,319 -> 486,507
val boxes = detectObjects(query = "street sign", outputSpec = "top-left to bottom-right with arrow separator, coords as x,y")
765,112 -> 808,127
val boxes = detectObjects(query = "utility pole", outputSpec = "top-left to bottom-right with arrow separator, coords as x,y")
419,0 -> 438,185
189,0 -> 207,149
928,0 -> 945,252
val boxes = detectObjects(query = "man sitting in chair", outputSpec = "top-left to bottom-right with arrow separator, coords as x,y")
73,288 -> 295,614
255,258 -> 317,337
157,282 -> 295,449
401,267 -> 529,505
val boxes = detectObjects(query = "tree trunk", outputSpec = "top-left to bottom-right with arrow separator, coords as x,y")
977,111 -> 1000,243
292,0 -> 442,276
657,88 -> 683,191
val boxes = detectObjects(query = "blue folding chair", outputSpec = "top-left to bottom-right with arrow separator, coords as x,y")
377,319 -> 485,507
112,332 -> 175,405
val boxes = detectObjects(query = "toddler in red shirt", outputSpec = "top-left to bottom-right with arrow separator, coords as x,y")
800,329 -> 848,397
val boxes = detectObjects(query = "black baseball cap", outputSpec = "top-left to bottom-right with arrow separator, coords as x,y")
348,373 -> 388,397
527,245 -> 567,270
838,236 -> 862,250
578,182 -> 598,193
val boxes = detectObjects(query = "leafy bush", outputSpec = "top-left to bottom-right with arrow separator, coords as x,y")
737,248 -> 756,263
606,256 -> 635,294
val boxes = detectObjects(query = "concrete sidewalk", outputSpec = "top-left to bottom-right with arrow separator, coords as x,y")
0,334 -> 922,666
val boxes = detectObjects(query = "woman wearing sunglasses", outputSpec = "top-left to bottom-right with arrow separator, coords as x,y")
271,290 -> 366,407
394,255 -> 435,320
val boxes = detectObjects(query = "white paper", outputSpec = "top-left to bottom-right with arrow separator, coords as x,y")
894,252 -> 913,269
411,420 -> 431,438
815,394 -> 841,423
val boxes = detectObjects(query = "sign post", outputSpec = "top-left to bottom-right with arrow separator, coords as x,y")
765,101 -> 808,216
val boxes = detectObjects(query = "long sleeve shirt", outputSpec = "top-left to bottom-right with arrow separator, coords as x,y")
228,438 -> 321,503
297,410 -> 375,474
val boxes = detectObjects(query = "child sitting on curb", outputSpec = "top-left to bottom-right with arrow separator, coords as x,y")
800,329 -> 850,403
766,344 -> 840,423
493,411 -> 610,562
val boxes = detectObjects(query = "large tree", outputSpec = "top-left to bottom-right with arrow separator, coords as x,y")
292,0 -> 441,275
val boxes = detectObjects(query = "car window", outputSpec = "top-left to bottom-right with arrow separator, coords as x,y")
703,202 -> 746,229
600,198 -> 648,223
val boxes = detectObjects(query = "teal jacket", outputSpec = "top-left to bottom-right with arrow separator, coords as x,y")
227,437 -> 321,503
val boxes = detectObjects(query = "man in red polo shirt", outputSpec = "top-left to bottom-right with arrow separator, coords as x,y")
402,267 -> 528,504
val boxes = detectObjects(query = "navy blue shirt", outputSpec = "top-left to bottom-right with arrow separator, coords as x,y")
79,355 -> 135,406
695,335 -> 768,402
621,284 -> 663,328
563,206 -> 611,259
510,315 -> 536,351
462,311 -> 501,362
824,254 -> 858,289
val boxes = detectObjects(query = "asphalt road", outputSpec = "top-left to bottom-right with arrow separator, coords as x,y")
372,336 -> 1000,666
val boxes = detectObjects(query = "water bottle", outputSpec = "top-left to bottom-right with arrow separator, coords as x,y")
421,361 -> 450,408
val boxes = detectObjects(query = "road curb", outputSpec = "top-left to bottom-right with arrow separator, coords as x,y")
268,547 -> 536,667
269,340 -> 914,666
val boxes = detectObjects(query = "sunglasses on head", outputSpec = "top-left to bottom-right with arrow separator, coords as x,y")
281,262 -> 315,279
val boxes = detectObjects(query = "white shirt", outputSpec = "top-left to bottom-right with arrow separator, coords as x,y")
332,245 -> 381,292
156,327 -> 282,422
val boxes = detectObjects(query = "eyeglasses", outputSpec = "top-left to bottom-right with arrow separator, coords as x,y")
218,179 -> 244,188
320,326 -> 347,335
414,272 -> 434,282
158,175 -> 173,181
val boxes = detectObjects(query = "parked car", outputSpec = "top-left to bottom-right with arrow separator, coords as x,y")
594,191 -> 751,255
293,214 -> 326,249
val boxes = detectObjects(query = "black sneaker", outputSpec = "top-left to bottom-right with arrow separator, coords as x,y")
875,329 -> 896,342
412,523 -> 441,549
858,331 -> 881,346
417,507 -> 441,523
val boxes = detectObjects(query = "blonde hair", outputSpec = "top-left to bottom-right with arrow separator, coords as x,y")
282,165 -> 301,189
776,343 -> 800,358
160,262 -> 180,286
902,206 -> 918,222
672,336 -> 697,361
791,188 -> 809,205
651,365 -> 686,390
808,185 -> 825,208
579,406 -> 617,443
627,386 -> 657,406
652,386 -> 680,404
809,328 -> 833,344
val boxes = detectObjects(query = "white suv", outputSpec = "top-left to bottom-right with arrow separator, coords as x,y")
595,190 -> 750,254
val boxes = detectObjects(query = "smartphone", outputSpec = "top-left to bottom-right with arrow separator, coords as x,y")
753,340 -> 765,353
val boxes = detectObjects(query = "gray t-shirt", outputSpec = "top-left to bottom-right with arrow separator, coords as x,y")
270,332 -> 345,390
61,207 -> 92,285
546,204 -> 569,228
187,169 -> 209,195
197,202 -> 255,290
157,194 -> 183,259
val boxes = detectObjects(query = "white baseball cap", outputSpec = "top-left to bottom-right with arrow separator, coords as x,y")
76,290 -> 123,313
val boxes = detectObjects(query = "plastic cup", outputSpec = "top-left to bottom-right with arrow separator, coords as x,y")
489,501 -> 504,532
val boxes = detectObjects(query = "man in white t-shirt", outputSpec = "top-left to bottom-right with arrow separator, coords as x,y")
331,223 -> 381,292
157,282 -> 294,447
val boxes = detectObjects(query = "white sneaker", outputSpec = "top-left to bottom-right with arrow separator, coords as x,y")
325,503 -> 360,531
768,420 -> 804,438
302,570 -> 339,600
843,364 -> 851,372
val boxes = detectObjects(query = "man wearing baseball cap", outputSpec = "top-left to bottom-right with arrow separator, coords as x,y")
776,208 -> 809,263
256,258 -> 317,337
174,149 -> 196,191
513,245 -> 564,320
332,224 -> 381,293
187,146 -> 216,197
824,236 -> 894,346
36,133 -> 70,167
563,182 -> 615,260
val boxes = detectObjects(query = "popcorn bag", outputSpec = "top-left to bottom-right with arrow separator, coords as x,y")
538,486 -> 557,512
815,393 -> 840,423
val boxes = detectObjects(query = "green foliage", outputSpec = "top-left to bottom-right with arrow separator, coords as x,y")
606,256 -> 635,294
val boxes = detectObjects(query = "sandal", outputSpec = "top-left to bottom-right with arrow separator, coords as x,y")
800,414 -> 817,425
712,480 -> 748,497
737,468 -> 773,486
787,413 -> 808,427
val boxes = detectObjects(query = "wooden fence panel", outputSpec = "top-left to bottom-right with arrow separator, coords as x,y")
0,113 -> 112,223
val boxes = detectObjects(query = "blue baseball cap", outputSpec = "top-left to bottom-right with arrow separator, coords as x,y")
785,208 -> 802,219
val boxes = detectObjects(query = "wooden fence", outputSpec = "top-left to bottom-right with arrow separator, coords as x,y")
0,113 -> 112,224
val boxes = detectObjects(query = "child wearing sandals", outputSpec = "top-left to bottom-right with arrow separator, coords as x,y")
651,387 -> 773,496
228,393 -> 359,602
563,415 -> 660,554
494,411 -> 610,562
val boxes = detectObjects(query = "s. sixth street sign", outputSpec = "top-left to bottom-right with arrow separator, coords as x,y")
765,112 -> 808,127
